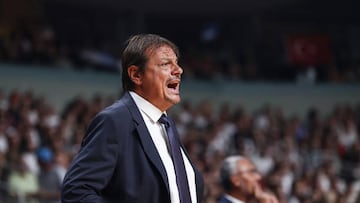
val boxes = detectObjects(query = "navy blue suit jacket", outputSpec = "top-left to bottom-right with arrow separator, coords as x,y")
217,195 -> 234,203
61,92 -> 204,203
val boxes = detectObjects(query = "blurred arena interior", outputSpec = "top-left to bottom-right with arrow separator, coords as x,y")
0,0 -> 360,202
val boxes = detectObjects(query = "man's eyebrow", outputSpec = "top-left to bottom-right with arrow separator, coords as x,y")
159,57 -> 178,61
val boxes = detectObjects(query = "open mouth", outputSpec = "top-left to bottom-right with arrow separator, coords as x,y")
167,80 -> 180,92
167,82 -> 178,89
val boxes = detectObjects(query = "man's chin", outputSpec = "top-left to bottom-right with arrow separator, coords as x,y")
167,95 -> 181,105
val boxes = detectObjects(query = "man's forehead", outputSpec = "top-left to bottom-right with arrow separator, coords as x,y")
237,159 -> 255,171
147,45 -> 177,58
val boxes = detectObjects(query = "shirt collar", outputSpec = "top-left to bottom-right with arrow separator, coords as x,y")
129,91 -> 165,123
225,194 -> 245,203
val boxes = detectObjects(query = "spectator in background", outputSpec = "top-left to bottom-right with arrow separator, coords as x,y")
218,155 -> 279,203
0,83 -> 359,203
0,145 -> 10,203
7,156 -> 39,203
29,147 -> 61,203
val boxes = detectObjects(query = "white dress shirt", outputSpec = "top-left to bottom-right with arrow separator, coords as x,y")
129,92 -> 197,203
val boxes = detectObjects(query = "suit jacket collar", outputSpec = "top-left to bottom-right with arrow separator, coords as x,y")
121,92 -> 170,191
218,195 -> 234,203
219,194 -> 245,203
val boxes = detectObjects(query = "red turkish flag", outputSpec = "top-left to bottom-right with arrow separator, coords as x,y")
286,34 -> 333,66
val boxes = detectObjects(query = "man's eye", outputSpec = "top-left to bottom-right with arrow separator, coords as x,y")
160,62 -> 170,66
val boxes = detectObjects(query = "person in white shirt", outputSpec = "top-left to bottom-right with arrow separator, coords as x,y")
62,34 -> 204,203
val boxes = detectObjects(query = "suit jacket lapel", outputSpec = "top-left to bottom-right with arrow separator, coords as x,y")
122,92 -> 170,192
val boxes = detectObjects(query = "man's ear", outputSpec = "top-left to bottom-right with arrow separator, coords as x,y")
128,65 -> 142,85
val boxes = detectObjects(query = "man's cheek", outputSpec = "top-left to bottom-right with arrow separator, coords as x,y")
258,179 -> 264,191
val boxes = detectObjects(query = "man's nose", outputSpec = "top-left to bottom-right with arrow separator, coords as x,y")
172,64 -> 183,76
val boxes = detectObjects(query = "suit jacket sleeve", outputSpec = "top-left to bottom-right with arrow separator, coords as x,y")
61,112 -> 120,203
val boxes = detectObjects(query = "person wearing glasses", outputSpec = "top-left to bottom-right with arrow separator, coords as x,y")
218,155 -> 278,203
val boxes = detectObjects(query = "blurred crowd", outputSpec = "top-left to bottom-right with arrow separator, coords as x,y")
0,24 -> 120,72
0,88 -> 359,203
1,23 -> 360,83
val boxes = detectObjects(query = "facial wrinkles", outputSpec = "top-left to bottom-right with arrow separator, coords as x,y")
140,46 -> 180,111
157,47 -> 181,84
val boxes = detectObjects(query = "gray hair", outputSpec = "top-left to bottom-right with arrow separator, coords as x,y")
219,155 -> 246,191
